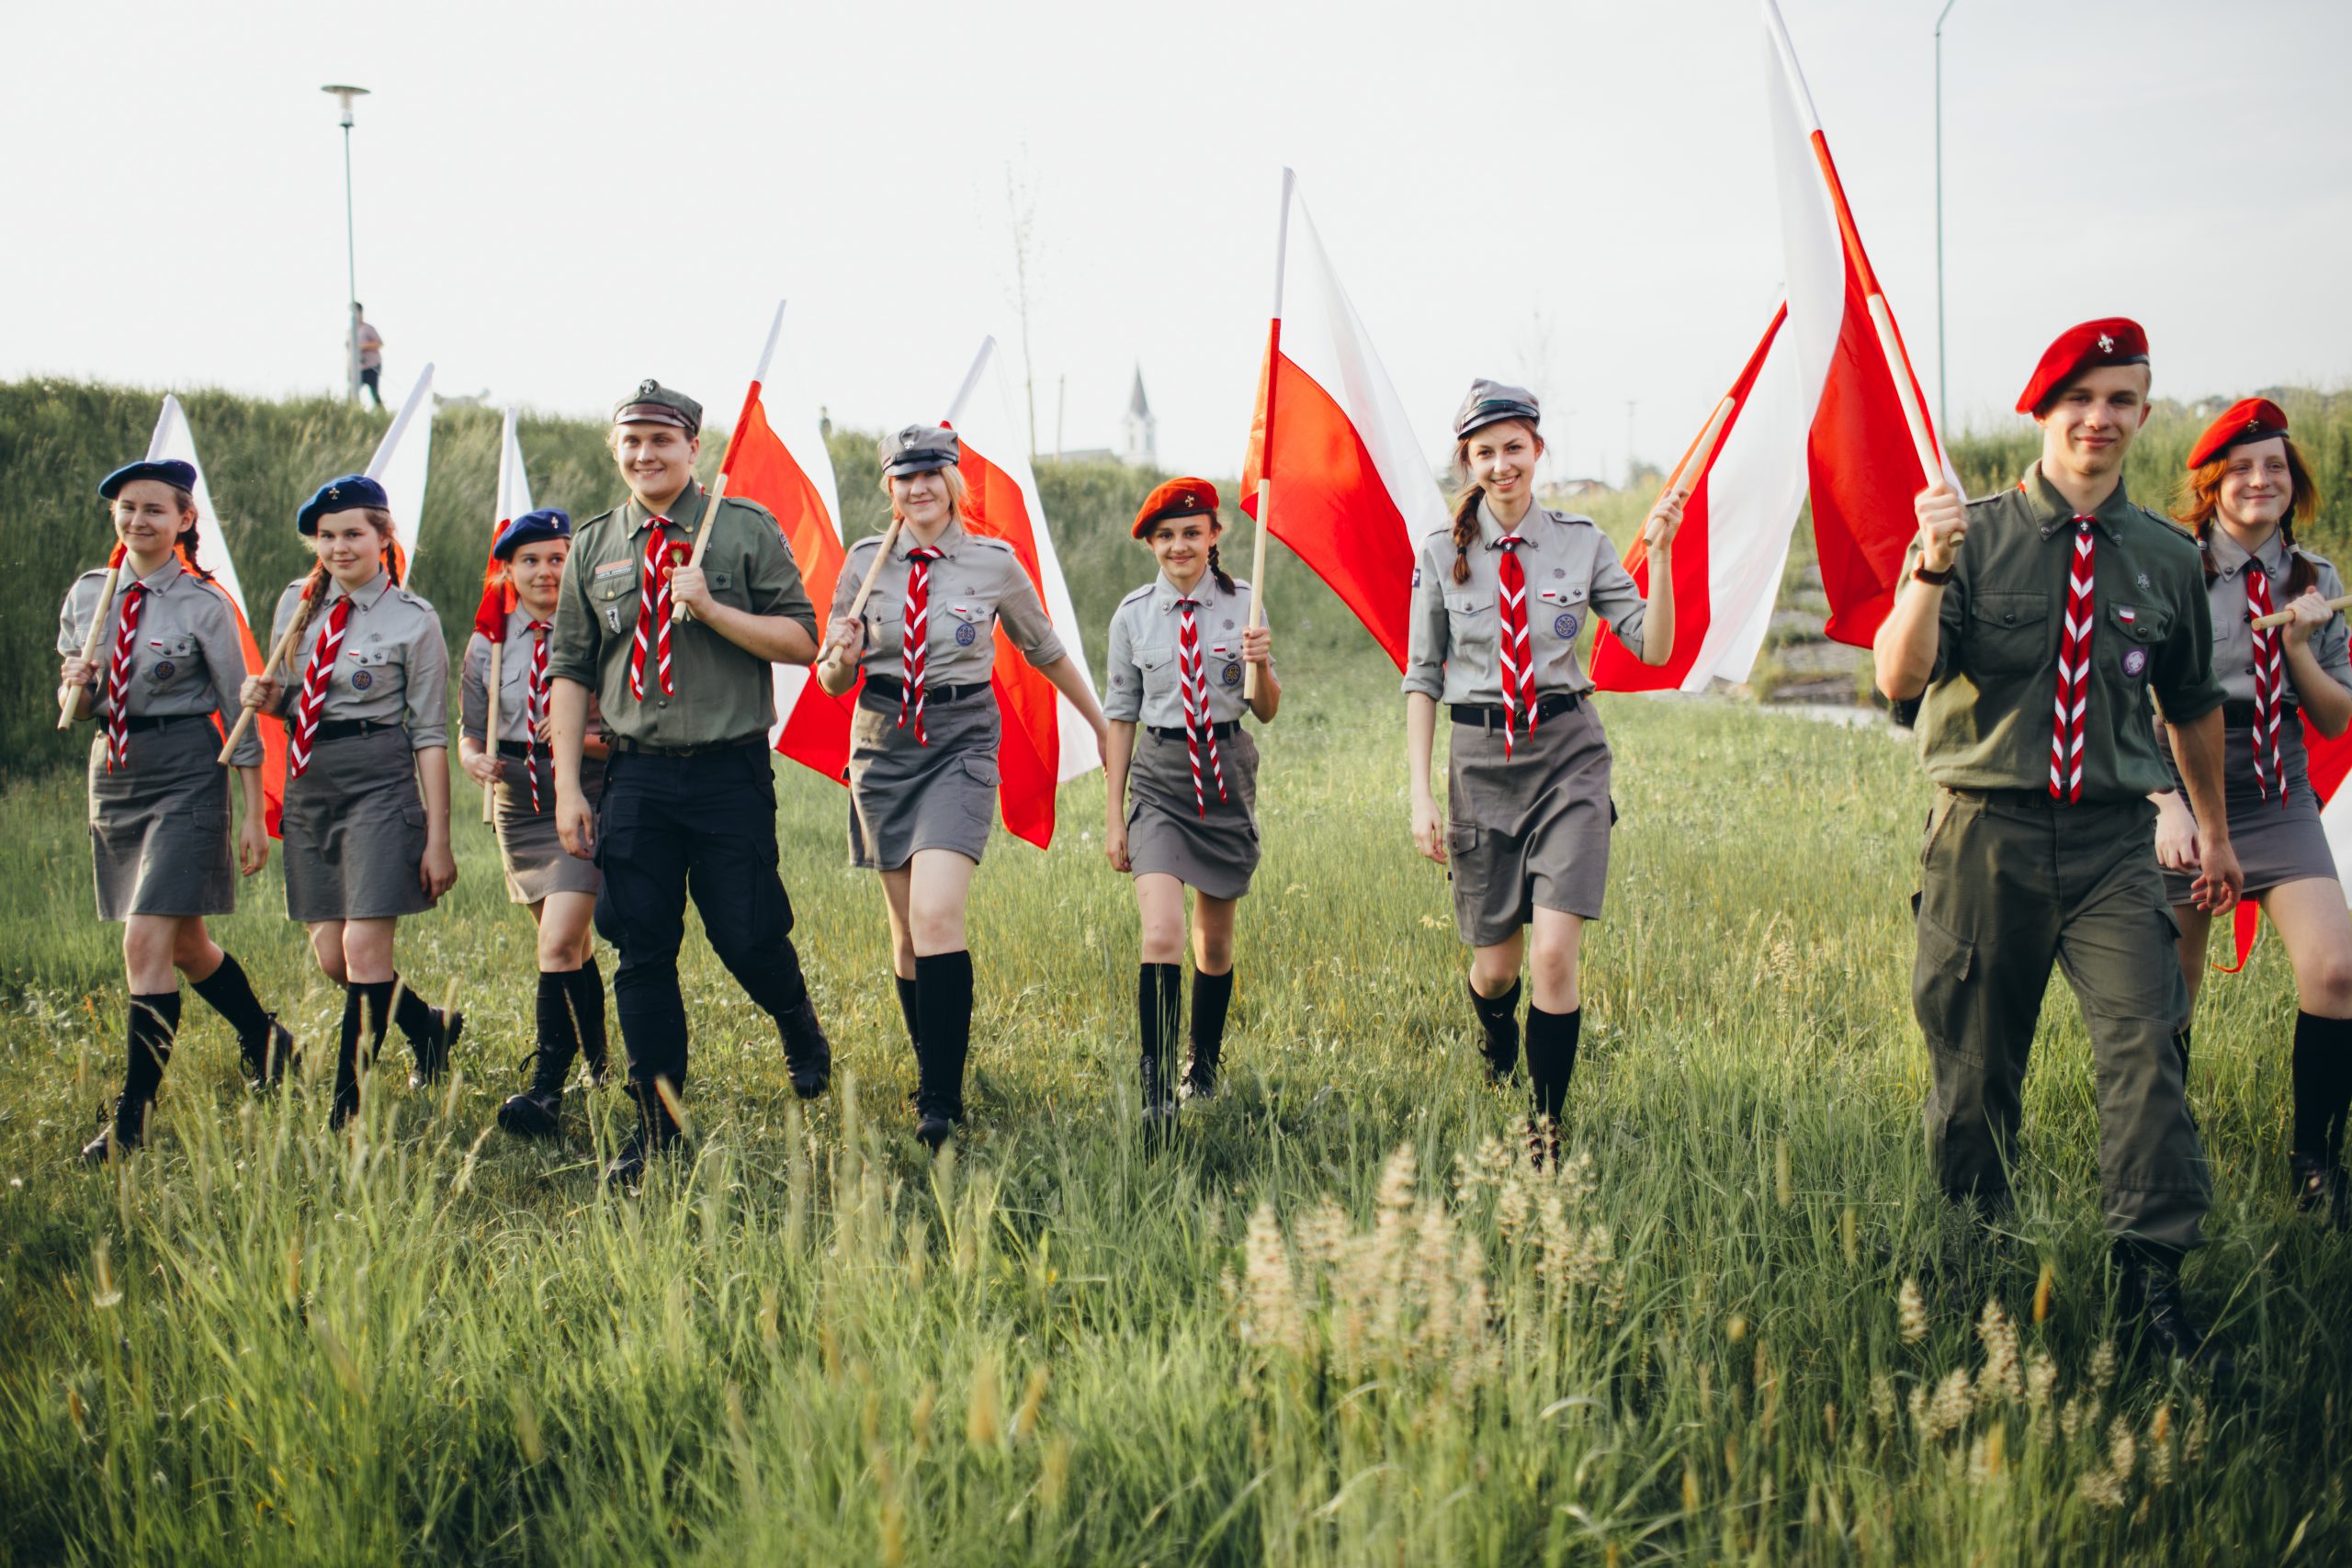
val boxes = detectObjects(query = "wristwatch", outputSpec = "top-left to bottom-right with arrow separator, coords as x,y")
1912,561 -> 1954,586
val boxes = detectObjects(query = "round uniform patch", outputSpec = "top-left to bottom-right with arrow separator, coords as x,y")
955,622 -> 978,647
1221,661 -> 1243,687
351,669 -> 374,692
2122,647 -> 2149,678
151,660 -> 175,682
1553,613 -> 1579,639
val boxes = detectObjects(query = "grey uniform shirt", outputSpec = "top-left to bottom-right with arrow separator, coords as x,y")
56,556 -> 263,767
1401,501 -> 1647,705
2200,528 -> 2352,706
262,570 -> 450,750
1104,572 -> 1269,728
460,609 -> 580,745
833,518 -> 1066,684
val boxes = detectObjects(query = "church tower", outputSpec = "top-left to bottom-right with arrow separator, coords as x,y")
1120,366 -> 1157,468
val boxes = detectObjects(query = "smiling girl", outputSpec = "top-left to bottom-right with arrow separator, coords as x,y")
1402,380 -> 1682,1160
243,476 -> 459,1129
1102,479 -> 1277,1121
59,459 -> 294,1162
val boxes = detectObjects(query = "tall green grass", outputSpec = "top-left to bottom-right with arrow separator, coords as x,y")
0,664 -> 2344,1564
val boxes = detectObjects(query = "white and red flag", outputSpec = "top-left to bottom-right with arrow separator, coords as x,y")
468,406 -> 535,643
1239,167 -> 1449,669
368,362 -> 437,577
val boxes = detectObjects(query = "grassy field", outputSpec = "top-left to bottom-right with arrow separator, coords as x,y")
1,651 -> 2346,1565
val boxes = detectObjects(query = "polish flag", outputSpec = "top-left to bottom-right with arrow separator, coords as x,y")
368,362 -> 437,578
468,407 -> 535,641
1239,167 -> 1449,669
146,396 -> 288,824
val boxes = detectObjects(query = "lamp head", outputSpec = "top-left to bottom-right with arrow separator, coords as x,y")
320,84 -> 370,129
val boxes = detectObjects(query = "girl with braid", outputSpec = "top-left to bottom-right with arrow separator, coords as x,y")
241,476 -> 460,1129
59,459 -> 296,1163
1102,479 -> 1278,1122
1400,381 -> 1683,1162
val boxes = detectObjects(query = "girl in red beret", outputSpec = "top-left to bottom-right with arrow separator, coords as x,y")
1102,479 -> 1278,1122
2154,400 -> 2352,1223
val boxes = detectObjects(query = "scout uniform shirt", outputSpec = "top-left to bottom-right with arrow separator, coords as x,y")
1901,468 -> 2225,797
1401,502 -> 1647,705
1104,572 -> 1268,727
834,518 -> 1066,682
58,556 -> 263,767
2198,527 -> 2352,706
546,484 -> 817,748
460,607 -> 606,744
261,570 -> 451,750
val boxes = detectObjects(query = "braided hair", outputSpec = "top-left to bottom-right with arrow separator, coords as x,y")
2180,436 -> 2322,600
286,508 -> 401,660
1204,538 -> 1237,596
1447,419 -> 1544,583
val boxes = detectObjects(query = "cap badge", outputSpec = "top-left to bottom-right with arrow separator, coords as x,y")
638,379 -> 657,397
2097,333 -> 2115,353
327,486 -> 341,501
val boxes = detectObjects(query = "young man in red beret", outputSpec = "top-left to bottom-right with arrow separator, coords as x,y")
1874,319 -> 2240,1371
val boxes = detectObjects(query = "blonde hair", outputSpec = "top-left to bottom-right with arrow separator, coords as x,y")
881,464 -> 968,525
289,507 -> 401,649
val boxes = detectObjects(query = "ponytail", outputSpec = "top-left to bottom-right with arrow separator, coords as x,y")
285,561 -> 334,671
1206,541 -> 1236,596
1447,482 -> 1481,586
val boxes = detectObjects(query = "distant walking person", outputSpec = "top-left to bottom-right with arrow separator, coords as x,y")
242,476 -> 462,1129
1403,381 -> 1682,1164
2150,399 -> 2352,1226
60,459 -> 296,1163
546,380 -> 833,1190
1873,320 -> 2240,1367
458,509 -> 612,1141
353,305 -> 384,410
815,425 -> 1109,1151
1102,479 -> 1278,1121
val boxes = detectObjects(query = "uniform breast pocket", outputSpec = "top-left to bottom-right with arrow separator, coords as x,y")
942,603 -> 990,654
1204,640 -> 1245,694
591,571 -> 637,634
345,646 -> 403,695
1444,592 -> 1497,660
2104,603 -> 2168,683
1533,586 -> 1588,644
1966,592 -> 2050,676
146,635 -> 198,686
1135,646 -> 1175,700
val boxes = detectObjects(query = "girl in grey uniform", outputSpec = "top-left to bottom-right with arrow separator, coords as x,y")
2151,399 -> 2352,1221
58,459 -> 296,1163
814,425 -> 1109,1150
241,475 -> 461,1128
458,509 -> 611,1140
1102,478 -> 1278,1119
1402,381 -> 1684,1157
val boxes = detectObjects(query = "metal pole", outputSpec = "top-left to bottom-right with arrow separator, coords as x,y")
1934,0 -> 1958,434
342,120 -> 358,403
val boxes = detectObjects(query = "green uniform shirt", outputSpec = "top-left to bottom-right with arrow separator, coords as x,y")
1903,466 -> 2225,799
547,482 -> 816,748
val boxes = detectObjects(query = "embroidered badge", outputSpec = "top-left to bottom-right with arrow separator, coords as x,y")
605,605 -> 622,633
594,559 -> 633,580
2098,333 -> 2116,353
1224,619 -> 1235,631
1221,661 -> 1243,687
351,669 -> 374,691
2135,572 -> 2151,592
1411,567 -> 1421,588
2122,647 -> 2148,677
955,622 -> 978,647
152,660 -> 175,681
1554,613 -> 1578,638
2119,605 -> 2138,626
1553,567 -> 1566,579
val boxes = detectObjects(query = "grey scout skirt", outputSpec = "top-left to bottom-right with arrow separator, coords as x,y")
2159,720 -> 2339,907
494,747 -> 604,904
86,716 -> 237,921
1446,696 -> 1614,946
1126,724 -> 1261,900
280,725 -> 435,922
847,687 -> 1000,870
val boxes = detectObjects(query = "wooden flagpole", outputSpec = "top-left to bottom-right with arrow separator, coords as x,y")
1626,396 -> 1737,574
481,634 -> 503,822
2251,594 -> 2352,632
813,517 -> 906,689
58,562 -> 124,729
217,597 -> 311,764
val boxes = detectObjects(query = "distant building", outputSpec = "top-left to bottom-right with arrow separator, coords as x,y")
1549,478 -> 1615,500
1120,367 -> 1157,468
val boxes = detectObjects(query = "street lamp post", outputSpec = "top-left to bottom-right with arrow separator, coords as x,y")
1933,2 -> 1958,434
322,85 -> 370,403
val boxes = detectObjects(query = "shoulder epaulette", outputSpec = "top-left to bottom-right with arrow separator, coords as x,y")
2136,506 -> 2197,543
1116,583 -> 1154,607
718,494 -> 776,524
967,535 -> 1016,555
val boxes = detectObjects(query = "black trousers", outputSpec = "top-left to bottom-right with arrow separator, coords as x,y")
593,744 -> 804,1094
359,366 -> 383,408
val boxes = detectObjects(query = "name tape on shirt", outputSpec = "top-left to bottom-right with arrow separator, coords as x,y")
594,559 -> 634,580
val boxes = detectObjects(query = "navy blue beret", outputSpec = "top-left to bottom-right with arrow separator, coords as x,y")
297,473 -> 389,536
492,508 -> 573,560
99,458 -> 198,500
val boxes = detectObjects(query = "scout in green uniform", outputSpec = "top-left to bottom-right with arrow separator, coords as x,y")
60,459 -> 296,1163
546,380 -> 831,1188
1874,319 -> 2240,1368
2151,399 -> 2352,1225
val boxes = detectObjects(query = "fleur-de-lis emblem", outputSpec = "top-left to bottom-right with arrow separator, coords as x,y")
2097,333 -> 2115,353
327,485 -> 341,501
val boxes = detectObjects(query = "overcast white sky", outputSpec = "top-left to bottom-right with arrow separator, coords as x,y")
7,0 -> 2348,484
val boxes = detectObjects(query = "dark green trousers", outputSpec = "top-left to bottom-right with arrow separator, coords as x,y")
1912,788 -> 2210,1249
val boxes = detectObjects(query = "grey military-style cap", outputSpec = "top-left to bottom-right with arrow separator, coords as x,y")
879,423 -> 962,478
613,378 -> 702,435
1453,378 -> 1543,440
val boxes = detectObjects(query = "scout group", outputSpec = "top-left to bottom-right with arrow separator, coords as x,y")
53,321 -> 2349,1371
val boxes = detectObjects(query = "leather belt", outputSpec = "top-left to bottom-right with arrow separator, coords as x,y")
119,713 -> 209,734
494,739 -> 541,759
862,674 -> 984,707
607,734 -> 765,758
1450,692 -> 1580,729
2221,699 -> 2294,728
1149,720 -> 1241,741
313,718 -> 401,741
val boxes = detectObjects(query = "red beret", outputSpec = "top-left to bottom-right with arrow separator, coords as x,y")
2015,317 -> 2150,415
1132,477 -> 1220,538
2186,397 -> 2290,470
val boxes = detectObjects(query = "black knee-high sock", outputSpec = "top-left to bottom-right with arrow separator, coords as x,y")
563,958 -> 607,1074
2292,1011 -> 2352,1163
1469,979 -> 1522,1072
894,974 -> 922,1058
123,991 -> 183,1103
1189,966 -> 1235,1078
334,981 -> 391,1115
1138,962 -> 1182,1077
188,951 -> 272,1043
535,972 -> 581,1076
390,975 -> 441,1047
1524,1005 -> 1583,1122
915,951 -> 974,1119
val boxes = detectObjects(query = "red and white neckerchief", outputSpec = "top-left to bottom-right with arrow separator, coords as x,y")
1495,536 -> 1536,758
288,595 -> 353,780
101,581 -> 150,773
523,620 -> 551,813
899,546 -> 944,746
2245,563 -> 2287,803
628,517 -> 676,701
2049,515 -> 2097,803
1174,596 -> 1229,818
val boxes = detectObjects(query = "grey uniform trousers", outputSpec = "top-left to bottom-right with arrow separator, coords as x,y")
1912,788 -> 2211,1250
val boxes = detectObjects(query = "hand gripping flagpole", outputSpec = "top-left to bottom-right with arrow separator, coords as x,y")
1244,167 -> 1294,705
58,554 -> 125,729
673,299 -> 787,625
